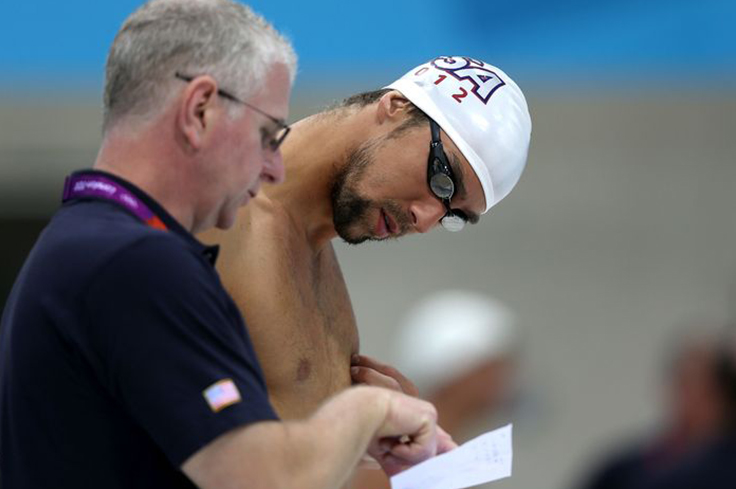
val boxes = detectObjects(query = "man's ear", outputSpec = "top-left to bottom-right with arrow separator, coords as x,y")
375,90 -> 412,125
177,75 -> 219,151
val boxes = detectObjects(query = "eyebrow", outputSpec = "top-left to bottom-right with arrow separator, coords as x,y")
448,152 -> 480,224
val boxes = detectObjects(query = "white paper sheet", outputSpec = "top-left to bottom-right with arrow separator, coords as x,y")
390,424 -> 513,489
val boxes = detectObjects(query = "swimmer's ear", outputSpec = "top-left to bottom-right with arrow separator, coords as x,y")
375,90 -> 412,125
176,75 -> 219,152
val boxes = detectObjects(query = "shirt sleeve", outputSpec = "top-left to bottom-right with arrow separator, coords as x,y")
84,234 -> 278,466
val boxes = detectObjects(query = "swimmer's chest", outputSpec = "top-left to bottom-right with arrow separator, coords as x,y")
241,236 -> 359,417
273,236 -> 356,338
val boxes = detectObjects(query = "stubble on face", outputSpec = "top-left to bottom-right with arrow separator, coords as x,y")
330,136 -> 411,245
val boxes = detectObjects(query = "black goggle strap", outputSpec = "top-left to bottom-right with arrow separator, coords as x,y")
430,118 -> 442,141
429,120 -> 456,182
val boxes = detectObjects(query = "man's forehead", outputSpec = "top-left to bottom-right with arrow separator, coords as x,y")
250,63 -> 292,118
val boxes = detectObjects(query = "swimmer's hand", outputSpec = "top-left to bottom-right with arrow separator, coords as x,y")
350,354 -> 419,397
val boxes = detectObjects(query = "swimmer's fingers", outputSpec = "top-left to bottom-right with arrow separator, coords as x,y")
351,354 -> 419,397
351,365 -> 403,392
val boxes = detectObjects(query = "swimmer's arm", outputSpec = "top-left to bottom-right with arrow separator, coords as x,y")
182,386 -> 452,489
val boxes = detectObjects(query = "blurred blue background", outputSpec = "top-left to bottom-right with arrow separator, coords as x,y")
2,0 -> 735,91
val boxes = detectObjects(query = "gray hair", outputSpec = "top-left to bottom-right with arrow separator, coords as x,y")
103,0 -> 297,131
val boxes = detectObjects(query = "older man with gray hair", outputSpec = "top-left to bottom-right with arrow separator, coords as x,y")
0,1 -> 452,488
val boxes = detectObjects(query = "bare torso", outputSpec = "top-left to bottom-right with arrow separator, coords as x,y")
205,196 -> 359,419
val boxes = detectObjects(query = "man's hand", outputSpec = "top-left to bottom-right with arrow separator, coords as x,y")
367,389 -> 457,477
351,355 -> 456,475
183,387 -> 456,489
369,427 -> 457,476
351,354 -> 419,397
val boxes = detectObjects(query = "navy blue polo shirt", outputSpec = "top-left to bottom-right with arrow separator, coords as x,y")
0,170 -> 278,488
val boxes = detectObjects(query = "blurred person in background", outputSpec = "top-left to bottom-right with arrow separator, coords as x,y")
644,328 -> 736,489
351,290 -> 521,489
0,1 -> 453,487
578,325 -> 736,489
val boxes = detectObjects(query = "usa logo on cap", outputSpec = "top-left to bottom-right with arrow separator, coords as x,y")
431,56 -> 506,105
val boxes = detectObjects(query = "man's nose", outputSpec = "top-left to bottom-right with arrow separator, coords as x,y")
261,149 -> 285,185
409,198 -> 446,233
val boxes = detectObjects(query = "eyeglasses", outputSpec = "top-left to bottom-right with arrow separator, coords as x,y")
174,72 -> 291,152
427,119 -> 466,232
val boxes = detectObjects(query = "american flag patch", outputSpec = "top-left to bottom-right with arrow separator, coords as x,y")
203,379 -> 242,413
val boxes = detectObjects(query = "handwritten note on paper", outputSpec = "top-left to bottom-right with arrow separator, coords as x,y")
390,424 -> 513,489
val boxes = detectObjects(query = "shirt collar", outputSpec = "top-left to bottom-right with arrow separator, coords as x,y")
63,169 -> 220,266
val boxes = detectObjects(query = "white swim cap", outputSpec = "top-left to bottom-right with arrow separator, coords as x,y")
391,290 -> 518,396
385,56 -> 531,213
